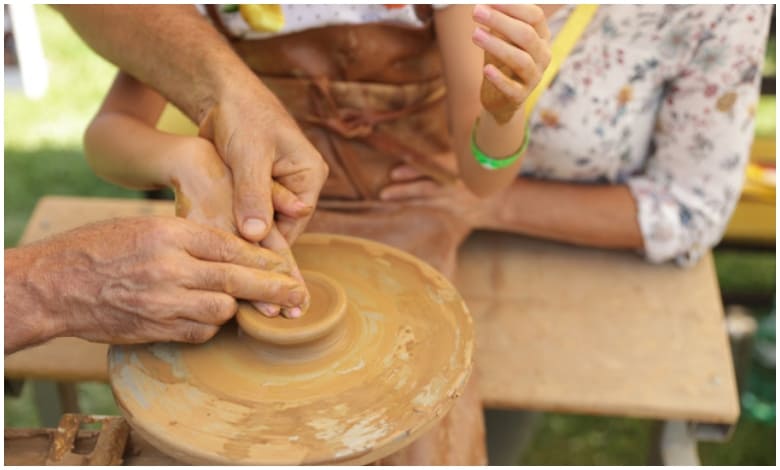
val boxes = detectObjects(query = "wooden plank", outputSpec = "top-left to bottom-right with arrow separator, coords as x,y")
454,232 -> 739,424
4,196 -> 740,424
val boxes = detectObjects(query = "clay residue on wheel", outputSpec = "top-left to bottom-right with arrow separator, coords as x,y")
108,233 -> 474,465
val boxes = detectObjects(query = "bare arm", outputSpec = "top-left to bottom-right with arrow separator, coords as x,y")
381,171 -> 644,250
84,71 -> 192,190
53,5 -> 243,124
482,178 -> 644,249
56,5 -> 328,245
434,5 -> 550,197
5,217 -> 306,354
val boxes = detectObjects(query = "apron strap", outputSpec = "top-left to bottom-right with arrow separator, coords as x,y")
524,5 -> 599,120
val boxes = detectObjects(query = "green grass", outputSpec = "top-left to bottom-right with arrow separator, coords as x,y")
521,413 -> 776,466
4,5 -> 776,465
4,147 -> 140,247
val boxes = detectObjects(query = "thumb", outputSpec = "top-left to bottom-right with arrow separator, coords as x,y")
232,144 -> 275,243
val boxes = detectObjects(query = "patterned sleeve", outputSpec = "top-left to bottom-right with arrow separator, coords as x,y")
626,5 -> 772,265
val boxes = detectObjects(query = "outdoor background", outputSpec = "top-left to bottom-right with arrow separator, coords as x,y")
4,6 -> 776,465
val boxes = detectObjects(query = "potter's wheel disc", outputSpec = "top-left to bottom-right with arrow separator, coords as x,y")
108,233 -> 474,465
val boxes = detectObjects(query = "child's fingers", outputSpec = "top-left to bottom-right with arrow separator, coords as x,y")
473,7 -> 550,69
484,63 -> 528,107
473,28 -> 539,88
490,4 -> 550,39
379,180 -> 442,201
272,181 -> 312,218
390,164 -> 425,182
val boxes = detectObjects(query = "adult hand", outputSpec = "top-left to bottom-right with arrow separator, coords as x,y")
199,79 -> 329,246
171,137 -> 311,318
4,216 -> 306,354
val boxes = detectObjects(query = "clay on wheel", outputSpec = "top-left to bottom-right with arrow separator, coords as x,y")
237,270 -> 348,345
108,233 -> 474,465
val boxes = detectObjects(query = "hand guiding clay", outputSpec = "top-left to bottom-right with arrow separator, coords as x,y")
472,4 -> 552,124
198,81 -> 328,246
5,217 -> 308,351
170,137 -> 311,318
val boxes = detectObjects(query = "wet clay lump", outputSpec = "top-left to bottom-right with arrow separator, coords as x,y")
237,270 -> 348,345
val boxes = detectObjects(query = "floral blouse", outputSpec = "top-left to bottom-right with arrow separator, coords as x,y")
526,4 -> 772,265
207,4 -> 772,266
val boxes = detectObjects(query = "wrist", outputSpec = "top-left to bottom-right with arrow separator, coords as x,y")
5,246 -> 69,352
160,137 -> 217,188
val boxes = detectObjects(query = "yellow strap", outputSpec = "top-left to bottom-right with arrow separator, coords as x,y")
524,4 -> 599,120
157,103 -> 199,136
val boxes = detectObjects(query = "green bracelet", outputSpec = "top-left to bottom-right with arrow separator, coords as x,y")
471,119 -> 531,170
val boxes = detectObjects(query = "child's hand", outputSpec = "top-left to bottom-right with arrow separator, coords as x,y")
472,4 -> 551,124
170,137 -> 311,318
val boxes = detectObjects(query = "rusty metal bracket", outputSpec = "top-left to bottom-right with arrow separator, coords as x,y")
45,414 -> 130,465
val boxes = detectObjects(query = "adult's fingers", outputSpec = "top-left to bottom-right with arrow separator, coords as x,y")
273,182 -> 313,218
187,259 -> 307,307
172,290 -> 238,325
273,130 -> 329,243
171,319 -> 221,344
181,221 -> 289,273
260,226 -> 308,318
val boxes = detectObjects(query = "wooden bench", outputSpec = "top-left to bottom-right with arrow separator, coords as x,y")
6,196 -> 739,428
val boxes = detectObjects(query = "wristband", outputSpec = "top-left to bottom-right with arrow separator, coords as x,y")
471,119 -> 530,170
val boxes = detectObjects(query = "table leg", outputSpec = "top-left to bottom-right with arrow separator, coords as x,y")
32,381 -> 80,427
484,409 -> 540,465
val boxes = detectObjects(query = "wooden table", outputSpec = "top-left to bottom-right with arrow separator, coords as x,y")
5,196 -> 739,426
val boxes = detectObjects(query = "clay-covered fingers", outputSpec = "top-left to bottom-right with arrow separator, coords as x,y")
171,290 -> 238,326
169,319 -> 220,344
272,181 -> 313,218
187,259 -> 307,308
259,226 -> 309,319
272,181 -> 314,241
272,129 -> 329,243
181,220 -> 289,273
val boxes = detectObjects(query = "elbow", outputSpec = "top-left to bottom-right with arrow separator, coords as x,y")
82,115 -> 114,179
82,118 -> 102,174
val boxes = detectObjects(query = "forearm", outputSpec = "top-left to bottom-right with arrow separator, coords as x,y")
5,247 -> 67,354
436,5 -> 527,197
54,5 -> 257,124
482,177 -> 645,249
84,112 -> 193,190
453,106 -> 527,197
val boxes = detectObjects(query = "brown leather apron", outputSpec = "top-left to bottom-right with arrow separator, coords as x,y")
207,7 -> 486,465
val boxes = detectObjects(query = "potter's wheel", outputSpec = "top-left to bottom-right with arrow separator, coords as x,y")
108,233 -> 474,465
